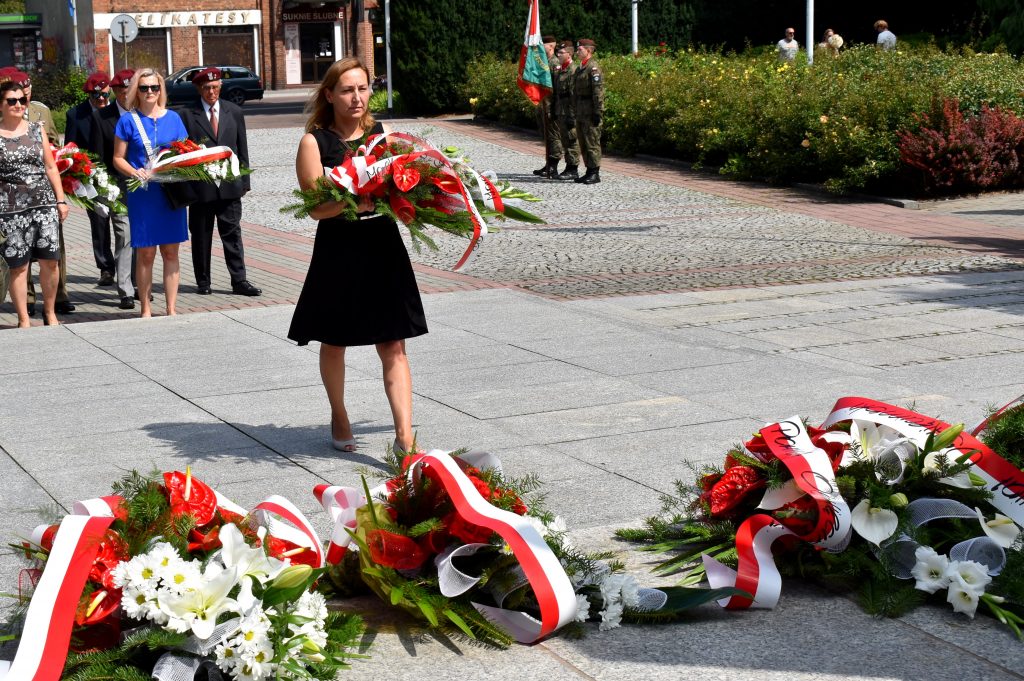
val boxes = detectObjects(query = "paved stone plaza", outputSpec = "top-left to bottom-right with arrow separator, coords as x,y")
2,119 -> 1024,679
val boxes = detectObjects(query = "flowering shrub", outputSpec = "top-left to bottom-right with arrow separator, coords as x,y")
898,98 -> 1024,194
464,45 -> 1024,196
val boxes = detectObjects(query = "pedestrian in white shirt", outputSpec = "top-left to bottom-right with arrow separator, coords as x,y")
875,19 -> 897,50
777,27 -> 799,61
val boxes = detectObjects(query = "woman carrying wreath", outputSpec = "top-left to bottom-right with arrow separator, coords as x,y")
288,57 -> 427,456
0,78 -> 70,327
112,69 -> 189,317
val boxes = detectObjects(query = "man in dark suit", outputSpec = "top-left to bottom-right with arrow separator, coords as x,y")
89,69 -> 136,309
66,71 -> 121,289
179,67 -> 261,296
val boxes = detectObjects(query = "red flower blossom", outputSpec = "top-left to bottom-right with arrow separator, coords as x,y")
187,524 -> 222,554
89,530 -> 129,590
367,529 -> 428,570
745,426 -> 845,472
163,470 -> 218,526
391,160 -> 421,192
389,193 -> 416,223
431,172 -> 462,195
444,511 -> 495,544
265,536 -> 320,568
707,465 -> 766,517
772,495 -> 820,536
416,528 -> 450,555
71,589 -> 121,652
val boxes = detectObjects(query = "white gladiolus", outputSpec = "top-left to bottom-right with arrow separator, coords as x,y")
910,546 -> 950,594
946,560 -> 992,595
947,582 -> 981,618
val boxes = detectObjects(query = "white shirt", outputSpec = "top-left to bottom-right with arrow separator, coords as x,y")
116,101 -> 129,116
777,38 -> 798,61
202,100 -> 220,120
877,30 -> 896,50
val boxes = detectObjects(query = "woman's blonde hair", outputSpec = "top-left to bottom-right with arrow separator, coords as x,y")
305,57 -> 375,134
125,69 -> 168,110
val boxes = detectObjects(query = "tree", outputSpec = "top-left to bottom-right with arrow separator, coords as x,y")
979,0 -> 1024,53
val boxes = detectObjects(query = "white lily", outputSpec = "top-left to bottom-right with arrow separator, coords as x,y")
160,565 -> 241,639
921,451 -> 972,489
850,421 -> 915,483
851,499 -> 898,546
218,524 -> 287,612
910,546 -> 950,594
947,581 -> 981,618
975,507 -> 1021,549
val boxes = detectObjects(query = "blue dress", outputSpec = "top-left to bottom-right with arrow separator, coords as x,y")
114,110 -> 189,247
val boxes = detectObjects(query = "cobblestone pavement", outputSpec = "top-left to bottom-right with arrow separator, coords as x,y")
2,118 -> 1023,328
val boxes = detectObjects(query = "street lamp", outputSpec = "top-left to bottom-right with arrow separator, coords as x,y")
806,0 -> 814,65
631,0 -> 640,56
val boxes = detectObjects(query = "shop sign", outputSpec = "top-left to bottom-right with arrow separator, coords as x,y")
94,11 -> 261,30
281,9 -> 345,22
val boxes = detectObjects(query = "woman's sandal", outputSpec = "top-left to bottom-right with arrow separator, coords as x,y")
330,416 -> 358,453
393,438 -> 423,456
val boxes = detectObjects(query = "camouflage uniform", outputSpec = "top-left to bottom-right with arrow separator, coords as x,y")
573,55 -> 604,181
542,55 -> 564,165
551,55 -> 580,174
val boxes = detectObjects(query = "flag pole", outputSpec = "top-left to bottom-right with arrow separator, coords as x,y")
71,0 -> 81,67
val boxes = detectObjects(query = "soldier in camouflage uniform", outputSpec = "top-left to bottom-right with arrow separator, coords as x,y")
572,39 -> 604,184
551,41 -> 580,181
532,35 -> 563,179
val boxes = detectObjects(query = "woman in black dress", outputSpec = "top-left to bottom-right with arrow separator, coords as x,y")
288,57 -> 427,455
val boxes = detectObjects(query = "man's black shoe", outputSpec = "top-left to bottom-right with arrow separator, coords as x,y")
119,296 -> 135,310
197,285 -> 213,295
98,271 -> 115,286
55,301 -> 76,314
556,166 -> 579,181
231,281 -> 262,297
532,165 -> 548,176
582,170 -> 601,185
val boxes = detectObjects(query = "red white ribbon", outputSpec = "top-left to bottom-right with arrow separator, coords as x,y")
823,396 -> 1024,529
324,132 -> 501,271
314,449 -> 578,642
0,482 -> 323,680
702,417 -> 852,609
0,497 -> 118,681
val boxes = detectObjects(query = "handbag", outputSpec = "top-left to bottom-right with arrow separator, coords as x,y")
129,110 -> 198,210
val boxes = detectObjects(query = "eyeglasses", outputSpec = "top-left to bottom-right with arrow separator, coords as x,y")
138,84 -> 161,93
90,91 -> 110,99
4,96 -> 28,106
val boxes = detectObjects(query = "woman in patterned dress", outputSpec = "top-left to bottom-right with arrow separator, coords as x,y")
0,80 -> 69,328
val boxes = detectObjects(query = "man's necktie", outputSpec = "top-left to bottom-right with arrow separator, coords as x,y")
209,106 -> 218,137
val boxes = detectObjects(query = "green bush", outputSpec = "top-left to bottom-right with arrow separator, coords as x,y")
463,44 -> 1024,196
29,64 -> 87,110
368,88 -> 405,115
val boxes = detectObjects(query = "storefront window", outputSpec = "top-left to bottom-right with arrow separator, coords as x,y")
111,28 -> 168,75
299,23 -> 335,84
202,26 -> 255,72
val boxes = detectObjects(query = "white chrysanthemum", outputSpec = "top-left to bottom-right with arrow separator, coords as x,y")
120,584 -> 159,620
117,552 -> 162,589
946,560 -> 992,594
232,608 -> 273,654
214,641 -> 240,672
237,643 -> 276,680
157,558 -> 203,594
574,594 -> 590,622
947,582 -> 981,618
910,546 -> 950,594
296,590 -> 328,621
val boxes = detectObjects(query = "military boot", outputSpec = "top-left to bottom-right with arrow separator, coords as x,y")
575,168 -> 596,183
556,165 -> 579,181
581,168 -> 601,185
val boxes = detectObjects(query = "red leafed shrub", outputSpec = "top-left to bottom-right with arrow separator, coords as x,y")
898,98 -> 1024,195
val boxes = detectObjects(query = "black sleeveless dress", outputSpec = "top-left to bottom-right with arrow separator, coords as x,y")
287,125 -> 428,347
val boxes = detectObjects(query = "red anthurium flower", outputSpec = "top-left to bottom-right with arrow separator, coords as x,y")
389,193 -> 416,223
74,588 -> 120,627
431,172 -> 462,195
367,529 -> 428,570
89,530 -> 129,590
188,524 -> 223,554
71,588 -> 121,653
265,536 -> 320,568
707,465 -> 767,518
772,495 -> 820,536
416,528 -> 450,556
163,469 -> 218,526
391,160 -> 421,192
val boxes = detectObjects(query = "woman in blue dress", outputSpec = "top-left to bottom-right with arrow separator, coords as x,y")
112,69 -> 188,317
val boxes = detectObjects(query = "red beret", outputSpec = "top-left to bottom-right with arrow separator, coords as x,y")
0,66 -> 17,79
10,71 -> 30,87
84,71 -> 110,93
577,38 -> 596,48
110,69 -> 135,87
192,67 -> 222,86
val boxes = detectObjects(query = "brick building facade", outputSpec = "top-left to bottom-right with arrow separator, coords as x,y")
91,0 -> 377,89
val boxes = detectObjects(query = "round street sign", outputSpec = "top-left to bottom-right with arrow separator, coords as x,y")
110,14 -> 139,44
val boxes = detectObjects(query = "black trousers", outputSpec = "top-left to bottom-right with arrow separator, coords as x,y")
188,197 -> 247,288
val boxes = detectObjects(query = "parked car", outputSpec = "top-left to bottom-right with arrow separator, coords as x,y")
166,65 -> 264,106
